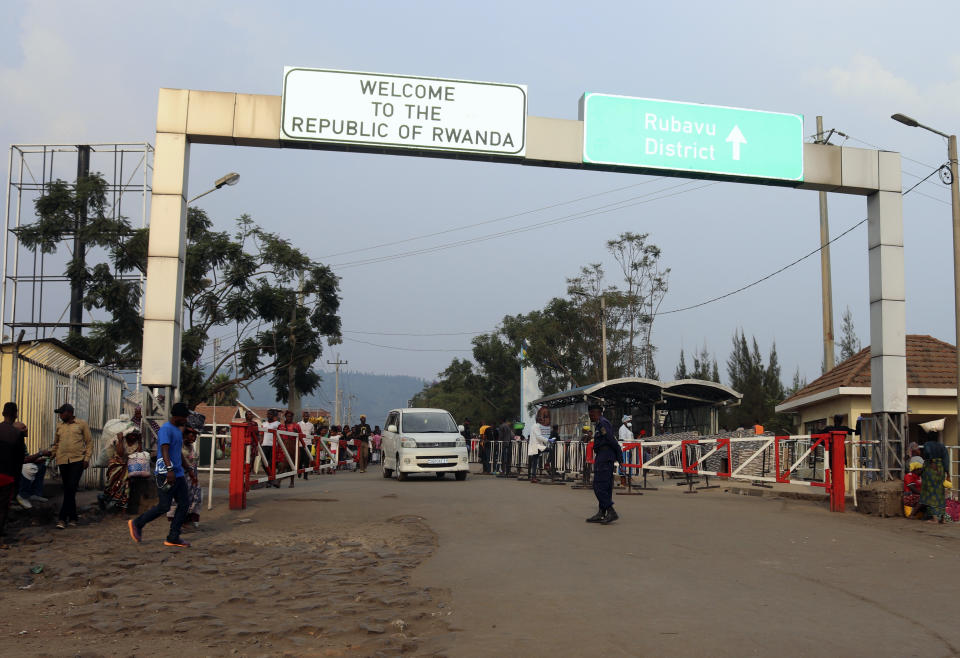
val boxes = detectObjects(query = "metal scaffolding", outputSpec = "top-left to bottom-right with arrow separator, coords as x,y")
2,143 -> 153,344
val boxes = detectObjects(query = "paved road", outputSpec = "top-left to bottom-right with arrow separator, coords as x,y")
259,467 -> 960,657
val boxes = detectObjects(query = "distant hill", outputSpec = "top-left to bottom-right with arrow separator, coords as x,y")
238,370 -> 428,426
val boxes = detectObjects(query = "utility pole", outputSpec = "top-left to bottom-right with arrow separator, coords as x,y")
70,145 -> 90,339
327,354 -> 347,426
816,116 -> 836,373
950,133 -> 960,450
601,294 -> 608,382
347,393 -> 356,426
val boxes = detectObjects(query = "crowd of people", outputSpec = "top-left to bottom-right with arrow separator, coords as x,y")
3,397 -> 960,548
243,408 -> 382,479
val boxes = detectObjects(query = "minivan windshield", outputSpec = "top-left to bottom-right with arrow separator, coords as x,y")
401,411 -> 459,433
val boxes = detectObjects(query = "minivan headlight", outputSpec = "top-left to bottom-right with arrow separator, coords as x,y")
400,437 -> 418,448
455,437 -> 466,448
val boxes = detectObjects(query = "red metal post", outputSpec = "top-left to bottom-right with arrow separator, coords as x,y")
717,438 -> 731,478
830,431 -> 846,512
229,421 -> 249,510
681,439 -> 699,474
775,436 -> 792,483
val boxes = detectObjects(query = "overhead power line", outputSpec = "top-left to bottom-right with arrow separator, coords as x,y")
655,216 -> 868,316
342,337 -> 471,352
319,178 -> 665,259
343,329 -> 484,337
330,180 -> 716,269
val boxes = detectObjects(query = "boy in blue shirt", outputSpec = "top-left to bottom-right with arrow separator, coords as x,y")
128,402 -> 191,547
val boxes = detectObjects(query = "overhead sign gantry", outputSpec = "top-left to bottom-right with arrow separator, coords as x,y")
141,67 -> 906,476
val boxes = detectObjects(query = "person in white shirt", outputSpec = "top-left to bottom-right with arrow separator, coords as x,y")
527,408 -> 551,483
260,409 -> 281,487
297,411 -> 315,479
618,415 -> 634,486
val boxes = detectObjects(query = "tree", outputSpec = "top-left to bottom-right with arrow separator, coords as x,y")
208,373 -> 239,406
606,232 -> 669,378
565,262 -> 623,382
675,349 -> 688,379
789,367 -> 807,396
15,173 -> 139,360
721,330 -> 794,433
413,232 -> 671,423
17,180 -> 343,407
690,343 -> 718,382
411,337 -> 519,424
837,306 -> 861,363
180,214 -> 342,408
410,358 -> 490,422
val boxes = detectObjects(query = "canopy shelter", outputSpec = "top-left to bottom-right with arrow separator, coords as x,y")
531,377 -> 741,437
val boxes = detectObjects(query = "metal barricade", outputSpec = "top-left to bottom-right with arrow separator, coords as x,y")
228,425 -> 339,509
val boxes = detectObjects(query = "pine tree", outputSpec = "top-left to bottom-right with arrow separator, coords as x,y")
721,331 -> 793,432
691,343 -> 715,380
675,349 -> 688,379
789,366 -> 807,395
837,306 -> 862,363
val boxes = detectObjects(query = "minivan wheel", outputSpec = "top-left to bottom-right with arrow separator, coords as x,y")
455,471 -> 467,481
382,464 -> 393,478
396,455 -> 408,481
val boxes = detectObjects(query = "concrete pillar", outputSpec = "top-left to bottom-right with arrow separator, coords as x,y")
867,152 -> 906,413
142,89 -> 190,388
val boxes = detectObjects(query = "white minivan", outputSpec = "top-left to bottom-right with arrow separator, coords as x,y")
381,408 -> 469,481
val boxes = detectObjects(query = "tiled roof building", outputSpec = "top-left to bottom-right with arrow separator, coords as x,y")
776,335 -> 958,446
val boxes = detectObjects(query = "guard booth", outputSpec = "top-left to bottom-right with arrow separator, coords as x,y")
532,377 -> 742,437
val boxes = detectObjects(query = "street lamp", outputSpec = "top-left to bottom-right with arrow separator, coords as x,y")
891,113 -> 960,441
188,172 -> 240,203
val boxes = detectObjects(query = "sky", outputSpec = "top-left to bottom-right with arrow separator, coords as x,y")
1,0 -> 959,392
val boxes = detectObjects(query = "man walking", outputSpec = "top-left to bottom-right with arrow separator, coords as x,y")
586,404 -> 622,525
128,402 -> 192,548
355,415 -> 371,473
497,416 -> 514,477
51,403 -> 92,530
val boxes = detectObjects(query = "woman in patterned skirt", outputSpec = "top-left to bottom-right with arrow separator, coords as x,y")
920,432 -> 949,524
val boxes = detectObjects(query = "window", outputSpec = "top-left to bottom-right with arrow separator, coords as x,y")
401,411 -> 458,433
805,418 -> 827,434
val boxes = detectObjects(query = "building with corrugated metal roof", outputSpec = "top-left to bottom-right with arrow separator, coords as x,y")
0,338 -> 137,487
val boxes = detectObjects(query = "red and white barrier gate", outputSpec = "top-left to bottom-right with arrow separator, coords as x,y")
229,421 -> 338,510
620,431 -> 847,512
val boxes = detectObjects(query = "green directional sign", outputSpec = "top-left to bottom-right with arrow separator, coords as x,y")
581,94 -> 804,182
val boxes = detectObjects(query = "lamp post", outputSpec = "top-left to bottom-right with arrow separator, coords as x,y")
891,113 -> 960,441
188,171 -> 240,203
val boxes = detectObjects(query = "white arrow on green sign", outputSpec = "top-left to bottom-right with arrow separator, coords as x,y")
581,94 -> 804,182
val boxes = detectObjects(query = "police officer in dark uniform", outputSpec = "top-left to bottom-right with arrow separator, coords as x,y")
586,403 -> 623,524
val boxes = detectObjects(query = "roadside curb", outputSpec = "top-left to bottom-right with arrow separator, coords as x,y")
723,483 -> 837,504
